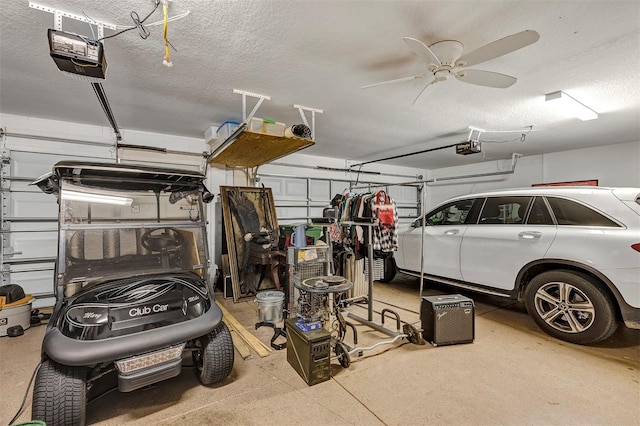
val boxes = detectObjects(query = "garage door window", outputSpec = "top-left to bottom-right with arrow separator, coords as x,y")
546,197 -> 620,227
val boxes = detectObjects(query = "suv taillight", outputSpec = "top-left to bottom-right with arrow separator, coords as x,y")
632,243 -> 640,253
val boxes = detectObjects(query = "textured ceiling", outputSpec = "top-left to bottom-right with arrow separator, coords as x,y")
1,1 -> 639,170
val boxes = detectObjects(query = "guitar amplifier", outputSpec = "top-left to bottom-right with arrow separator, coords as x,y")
421,294 -> 475,346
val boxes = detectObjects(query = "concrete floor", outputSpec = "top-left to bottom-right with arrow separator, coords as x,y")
2,274 -> 639,425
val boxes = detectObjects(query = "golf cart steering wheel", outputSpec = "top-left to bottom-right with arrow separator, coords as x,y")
141,228 -> 184,252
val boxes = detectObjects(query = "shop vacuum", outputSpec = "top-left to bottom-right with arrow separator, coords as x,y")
0,284 -> 34,337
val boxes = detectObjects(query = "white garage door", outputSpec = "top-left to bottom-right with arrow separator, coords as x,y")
2,140 -> 115,308
258,174 -> 420,223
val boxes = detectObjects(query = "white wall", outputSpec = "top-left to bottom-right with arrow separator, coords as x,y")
540,142 -> 639,186
424,140 -> 640,208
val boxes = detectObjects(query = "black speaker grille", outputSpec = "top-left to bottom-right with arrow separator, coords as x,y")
421,295 -> 475,346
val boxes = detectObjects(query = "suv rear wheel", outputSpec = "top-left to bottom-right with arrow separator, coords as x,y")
32,360 -> 87,426
524,270 -> 618,344
379,257 -> 397,283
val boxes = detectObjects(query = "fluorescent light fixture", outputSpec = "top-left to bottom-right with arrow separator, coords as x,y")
62,190 -> 133,206
545,91 -> 598,121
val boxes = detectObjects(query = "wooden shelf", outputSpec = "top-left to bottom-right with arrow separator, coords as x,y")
208,130 -> 315,168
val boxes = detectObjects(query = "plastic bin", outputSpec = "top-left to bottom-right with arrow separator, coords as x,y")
217,121 -> 240,141
248,117 -> 285,137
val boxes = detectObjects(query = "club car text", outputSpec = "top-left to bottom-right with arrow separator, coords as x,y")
129,304 -> 169,317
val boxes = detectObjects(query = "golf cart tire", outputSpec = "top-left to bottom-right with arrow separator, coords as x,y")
32,359 -> 87,426
194,322 -> 234,385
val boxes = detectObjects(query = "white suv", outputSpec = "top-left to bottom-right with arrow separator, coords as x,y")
391,186 -> 640,344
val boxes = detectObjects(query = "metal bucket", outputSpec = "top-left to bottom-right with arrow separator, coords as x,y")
255,291 -> 285,325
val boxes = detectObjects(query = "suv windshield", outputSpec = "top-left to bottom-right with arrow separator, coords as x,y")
59,179 -> 207,296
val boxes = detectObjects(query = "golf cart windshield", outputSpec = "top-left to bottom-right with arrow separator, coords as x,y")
50,164 -> 210,297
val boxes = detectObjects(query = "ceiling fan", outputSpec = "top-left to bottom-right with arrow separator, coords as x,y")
362,30 -> 540,105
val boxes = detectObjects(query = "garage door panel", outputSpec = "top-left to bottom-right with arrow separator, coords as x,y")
309,180 -> 330,201
10,151 -> 73,178
4,222 -> 56,232
7,269 -> 55,295
6,140 -> 113,161
389,185 -> 418,204
331,181 -> 350,196
309,207 -> 324,217
260,178 -> 284,196
7,231 -> 58,259
8,192 -> 58,218
7,181 -> 41,192
276,206 -> 307,220
397,207 -> 418,218
284,179 -> 307,200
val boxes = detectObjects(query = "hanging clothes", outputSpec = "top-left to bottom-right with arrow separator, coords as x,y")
370,190 -> 398,255
336,190 -> 399,258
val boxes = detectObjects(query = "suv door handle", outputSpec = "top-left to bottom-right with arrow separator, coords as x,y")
444,229 -> 460,235
519,231 -> 542,239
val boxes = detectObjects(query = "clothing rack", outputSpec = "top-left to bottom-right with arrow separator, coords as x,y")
340,220 -> 377,321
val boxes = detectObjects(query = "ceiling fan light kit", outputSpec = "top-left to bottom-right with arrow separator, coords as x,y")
363,30 -> 540,105
545,91 -> 598,121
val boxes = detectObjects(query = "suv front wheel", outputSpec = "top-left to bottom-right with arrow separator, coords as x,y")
524,270 -> 618,344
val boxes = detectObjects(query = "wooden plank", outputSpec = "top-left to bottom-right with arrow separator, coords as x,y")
209,130 -> 314,168
224,319 -> 253,360
216,300 -> 272,357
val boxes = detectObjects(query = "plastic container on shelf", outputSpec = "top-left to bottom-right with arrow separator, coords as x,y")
248,117 -> 285,137
216,121 -> 241,141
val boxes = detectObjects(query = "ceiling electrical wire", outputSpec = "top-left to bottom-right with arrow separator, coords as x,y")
97,0 -> 160,42
162,1 -> 174,67
476,126 -> 534,144
82,11 -> 97,43
114,9 -> 190,28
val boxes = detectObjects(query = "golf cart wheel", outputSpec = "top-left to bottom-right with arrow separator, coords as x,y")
32,359 -> 87,426
335,341 -> 351,368
193,322 -> 234,385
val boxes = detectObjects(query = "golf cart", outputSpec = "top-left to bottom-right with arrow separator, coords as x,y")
31,162 -> 234,426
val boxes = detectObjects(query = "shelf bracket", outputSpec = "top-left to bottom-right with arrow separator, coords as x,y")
233,89 -> 271,122
293,104 -> 323,141
29,2 -> 116,39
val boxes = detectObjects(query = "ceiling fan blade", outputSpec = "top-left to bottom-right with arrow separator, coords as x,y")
361,74 -> 427,89
455,30 -> 540,67
412,79 -> 437,105
403,37 -> 441,67
455,69 -> 516,88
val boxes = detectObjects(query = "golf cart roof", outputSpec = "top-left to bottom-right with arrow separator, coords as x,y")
34,161 -> 206,194
54,161 -> 204,182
